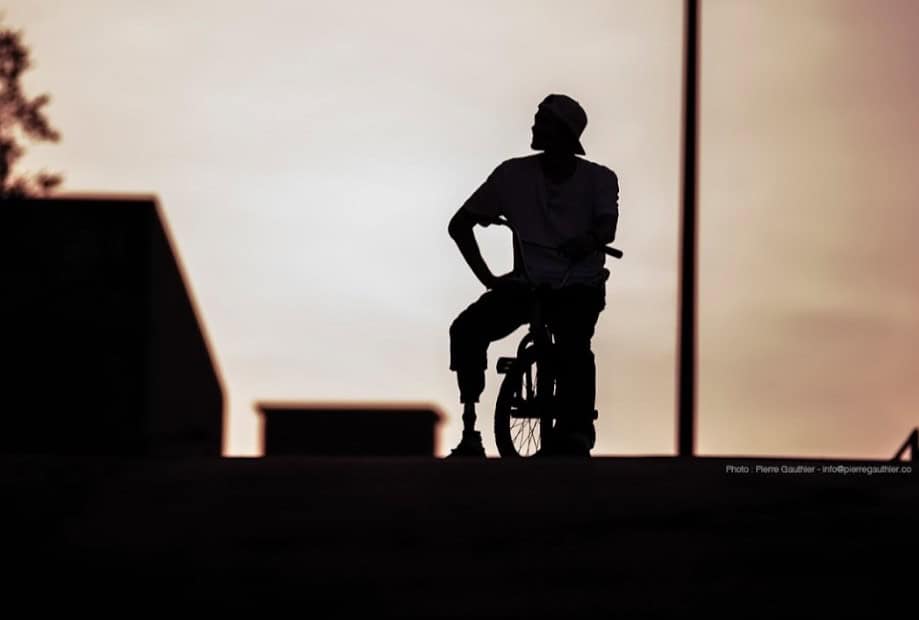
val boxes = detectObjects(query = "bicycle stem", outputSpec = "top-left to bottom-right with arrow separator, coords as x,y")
490,216 -> 621,288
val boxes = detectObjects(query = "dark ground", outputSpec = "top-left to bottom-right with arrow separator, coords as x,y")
4,455 -> 916,617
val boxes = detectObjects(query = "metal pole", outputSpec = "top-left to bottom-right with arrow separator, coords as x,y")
677,0 -> 699,458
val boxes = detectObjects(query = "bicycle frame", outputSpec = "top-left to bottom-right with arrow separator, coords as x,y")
491,216 -> 622,456
489,215 -> 622,288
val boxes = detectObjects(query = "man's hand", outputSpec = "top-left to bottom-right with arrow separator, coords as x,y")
450,207 -> 501,289
558,232 -> 597,261
484,271 -> 519,292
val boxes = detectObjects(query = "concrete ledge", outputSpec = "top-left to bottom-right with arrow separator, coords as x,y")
4,456 -> 915,615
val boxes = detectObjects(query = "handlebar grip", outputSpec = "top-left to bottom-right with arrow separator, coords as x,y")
604,246 -> 624,259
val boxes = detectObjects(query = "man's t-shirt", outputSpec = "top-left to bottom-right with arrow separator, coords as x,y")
461,154 -> 619,288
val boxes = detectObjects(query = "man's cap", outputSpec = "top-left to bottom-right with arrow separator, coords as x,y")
538,93 -> 587,155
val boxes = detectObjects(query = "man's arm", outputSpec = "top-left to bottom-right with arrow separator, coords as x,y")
590,212 -> 618,246
448,207 -> 496,289
559,210 -> 618,259
560,167 -> 619,259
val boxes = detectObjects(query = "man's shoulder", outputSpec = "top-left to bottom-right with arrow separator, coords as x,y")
483,155 -> 539,187
580,157 -> 618,181
492,154 -> 618,181
495,154 -> 540,173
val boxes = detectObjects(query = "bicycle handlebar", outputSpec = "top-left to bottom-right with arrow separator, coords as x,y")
604,246 -> 624,260
490,216 -> 624,260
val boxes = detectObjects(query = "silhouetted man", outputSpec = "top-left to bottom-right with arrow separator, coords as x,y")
448,94 -> 619,457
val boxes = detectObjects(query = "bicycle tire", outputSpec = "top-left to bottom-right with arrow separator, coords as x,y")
494,351 -> 553,457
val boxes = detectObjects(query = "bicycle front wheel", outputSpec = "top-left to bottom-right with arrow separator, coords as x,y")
494,354 -> 553,458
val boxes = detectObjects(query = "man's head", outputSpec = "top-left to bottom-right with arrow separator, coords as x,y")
530,94 -> 587,155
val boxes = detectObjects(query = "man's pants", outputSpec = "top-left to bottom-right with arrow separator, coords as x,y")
449,283 -> 606,438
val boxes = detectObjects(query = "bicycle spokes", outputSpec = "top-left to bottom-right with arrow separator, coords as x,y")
509,416 -> 541,456
495,346 -> 558,458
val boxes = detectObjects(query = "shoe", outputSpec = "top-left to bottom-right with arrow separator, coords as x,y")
553,431 -> 592,457
533,421 -> 593,458
548,413 -> 596,457
532,431 -> 591,458
447,431 -> 486,458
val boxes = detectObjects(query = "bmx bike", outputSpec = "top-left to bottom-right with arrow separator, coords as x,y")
489,217 -> 623,457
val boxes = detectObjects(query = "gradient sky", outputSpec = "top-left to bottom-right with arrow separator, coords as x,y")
7,0 -> 918,457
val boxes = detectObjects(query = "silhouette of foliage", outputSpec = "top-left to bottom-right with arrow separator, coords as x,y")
0,20 -> 62,199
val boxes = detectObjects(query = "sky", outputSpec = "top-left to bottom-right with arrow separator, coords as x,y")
6,0 -> 918,458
